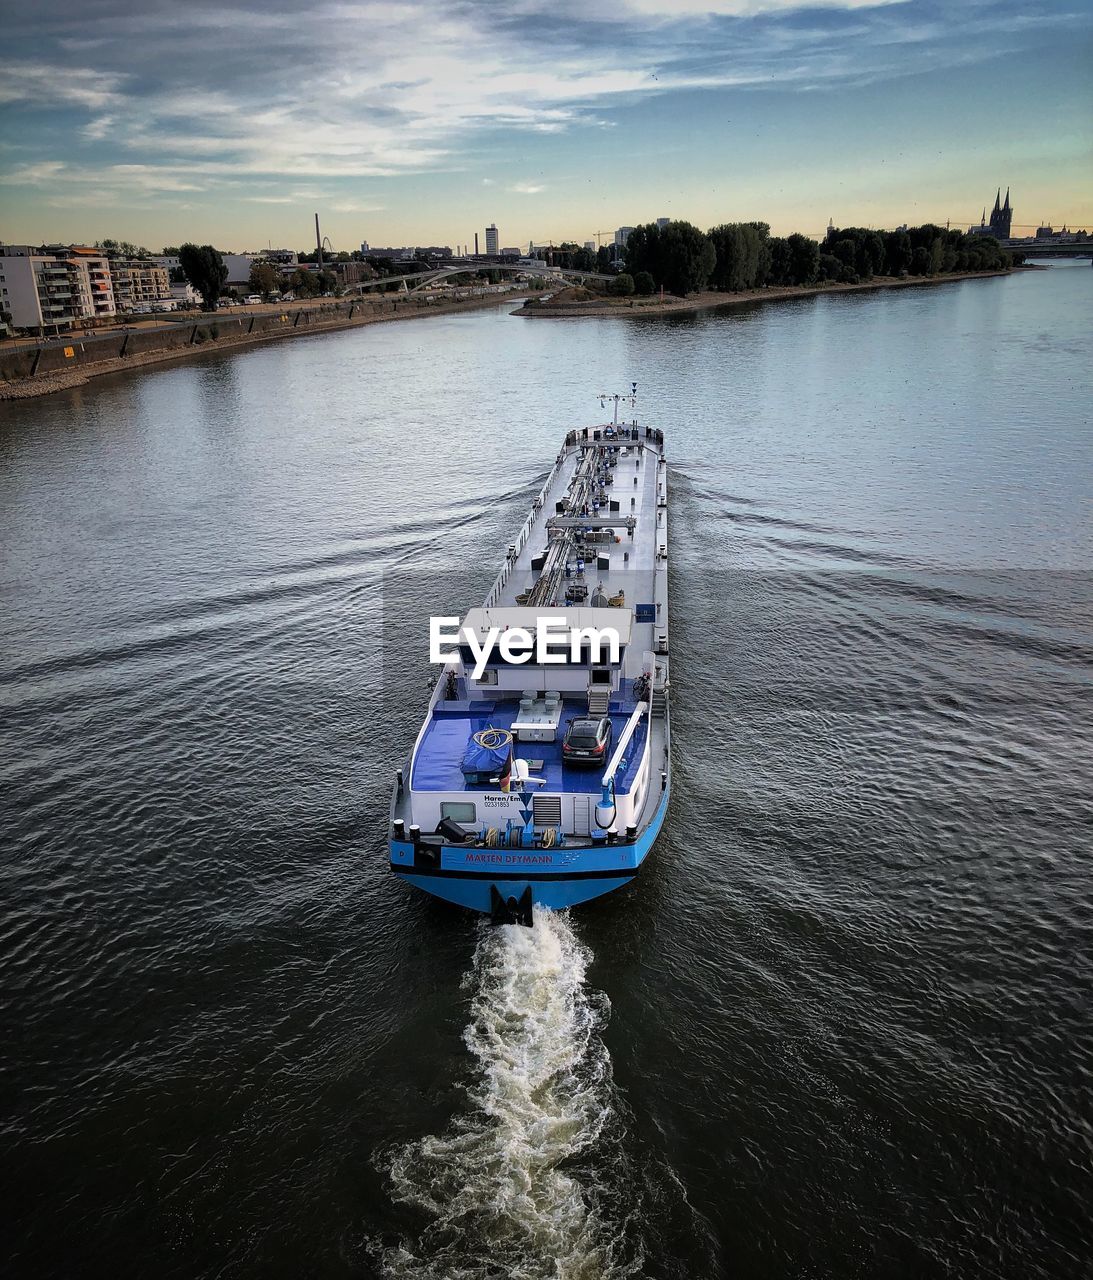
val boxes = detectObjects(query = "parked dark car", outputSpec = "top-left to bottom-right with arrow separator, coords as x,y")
561,716 -> 612,767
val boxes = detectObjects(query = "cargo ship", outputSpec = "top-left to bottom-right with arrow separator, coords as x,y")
388,390 -> 670,924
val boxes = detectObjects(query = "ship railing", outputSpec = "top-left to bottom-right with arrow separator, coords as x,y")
404,657 -> 460,794
601,701 -> 647,791
600,701 -> 651,834
483,444 -> 572,608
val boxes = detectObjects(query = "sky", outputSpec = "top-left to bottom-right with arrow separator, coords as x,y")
1,0 -> 1090,253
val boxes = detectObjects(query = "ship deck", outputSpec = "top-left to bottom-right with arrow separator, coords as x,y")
411,694 -> 649,795
486,426 -> 667,656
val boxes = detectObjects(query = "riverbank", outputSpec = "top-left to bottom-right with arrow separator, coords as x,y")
514,268 -> 1017,318
0,290 -> 531,403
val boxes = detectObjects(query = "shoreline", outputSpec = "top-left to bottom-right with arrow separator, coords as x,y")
513,268 -> 1018,319
0,291 -> 531,403
1,266 -> 1031,404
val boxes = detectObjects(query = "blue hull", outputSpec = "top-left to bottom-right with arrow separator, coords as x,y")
389,784 -> 669,914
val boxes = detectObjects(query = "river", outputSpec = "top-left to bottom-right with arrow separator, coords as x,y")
2,261 -> 1090,1279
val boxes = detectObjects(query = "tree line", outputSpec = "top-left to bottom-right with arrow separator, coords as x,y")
622,220 -> 1018,297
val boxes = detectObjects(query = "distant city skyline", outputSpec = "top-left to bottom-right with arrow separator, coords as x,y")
1,0 -> 1090,251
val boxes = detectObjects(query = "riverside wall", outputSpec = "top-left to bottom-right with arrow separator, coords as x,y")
0,292 -> 525,400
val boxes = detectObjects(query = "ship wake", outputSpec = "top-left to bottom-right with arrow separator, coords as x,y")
378,907 -> 642,1280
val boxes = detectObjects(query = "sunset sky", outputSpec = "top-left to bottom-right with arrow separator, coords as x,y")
2,0 -> 1090,253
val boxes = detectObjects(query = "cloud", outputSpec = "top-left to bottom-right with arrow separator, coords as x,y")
81,114 -> 115,140
612,0 -> 905,14
0,0 -> 1077,201
0,160 -> 67,184
0,61 -> 125,109
108,164 -> 205,191
1,158 -> 203,194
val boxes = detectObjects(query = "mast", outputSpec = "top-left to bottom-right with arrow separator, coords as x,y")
599,382 -> 638,428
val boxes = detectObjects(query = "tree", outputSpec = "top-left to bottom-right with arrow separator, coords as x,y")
290,269 -> 320,297
96,237 -> 151,259
595,245 -> 616,273
179,243 -> 228,310
633,271 -> 655,295
882,231 -> 912,277
818,252 -> 856,284
612,273 -> 635,296
767,237 -> 791,286
663,222 -> 715,294
249,261 -> 280,300
822,227 -> 886,280
785,233 -> 819,286
707,222 -> 767,291
625,221 -> 715,295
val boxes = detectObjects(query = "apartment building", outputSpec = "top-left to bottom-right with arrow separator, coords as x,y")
109,258 -> 171,312
0,244 -> 116,334
66,246 -> 117,322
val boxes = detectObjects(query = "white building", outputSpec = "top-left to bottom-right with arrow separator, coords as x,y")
220,254 -> 257,287
0,245 -> 116,333
171,282 -> 200,306
485,224 -> 499,256
614,227 -> 634,247
656,218 -> 670,229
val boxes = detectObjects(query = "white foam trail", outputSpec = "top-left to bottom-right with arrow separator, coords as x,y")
380,907 -> 641,1280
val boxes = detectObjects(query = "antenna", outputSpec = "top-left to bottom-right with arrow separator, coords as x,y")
598,384 -> 639,428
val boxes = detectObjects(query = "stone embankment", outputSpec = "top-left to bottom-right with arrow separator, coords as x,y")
0,291 -> 529,402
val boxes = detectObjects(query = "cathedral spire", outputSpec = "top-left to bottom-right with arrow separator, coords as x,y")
993,188 -> 1001,214
1003,188 -> 1010,211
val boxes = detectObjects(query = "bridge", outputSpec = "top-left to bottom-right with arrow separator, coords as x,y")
350,262 -> 613,295
1008,241 -> 1093,259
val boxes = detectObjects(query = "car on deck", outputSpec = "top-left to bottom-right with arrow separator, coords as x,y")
561,716 -> 613,767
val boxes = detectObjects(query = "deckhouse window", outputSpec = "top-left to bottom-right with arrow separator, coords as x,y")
441,802 -> 477,824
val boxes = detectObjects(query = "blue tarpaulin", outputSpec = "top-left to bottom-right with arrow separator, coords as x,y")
460,733 -> 510,781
